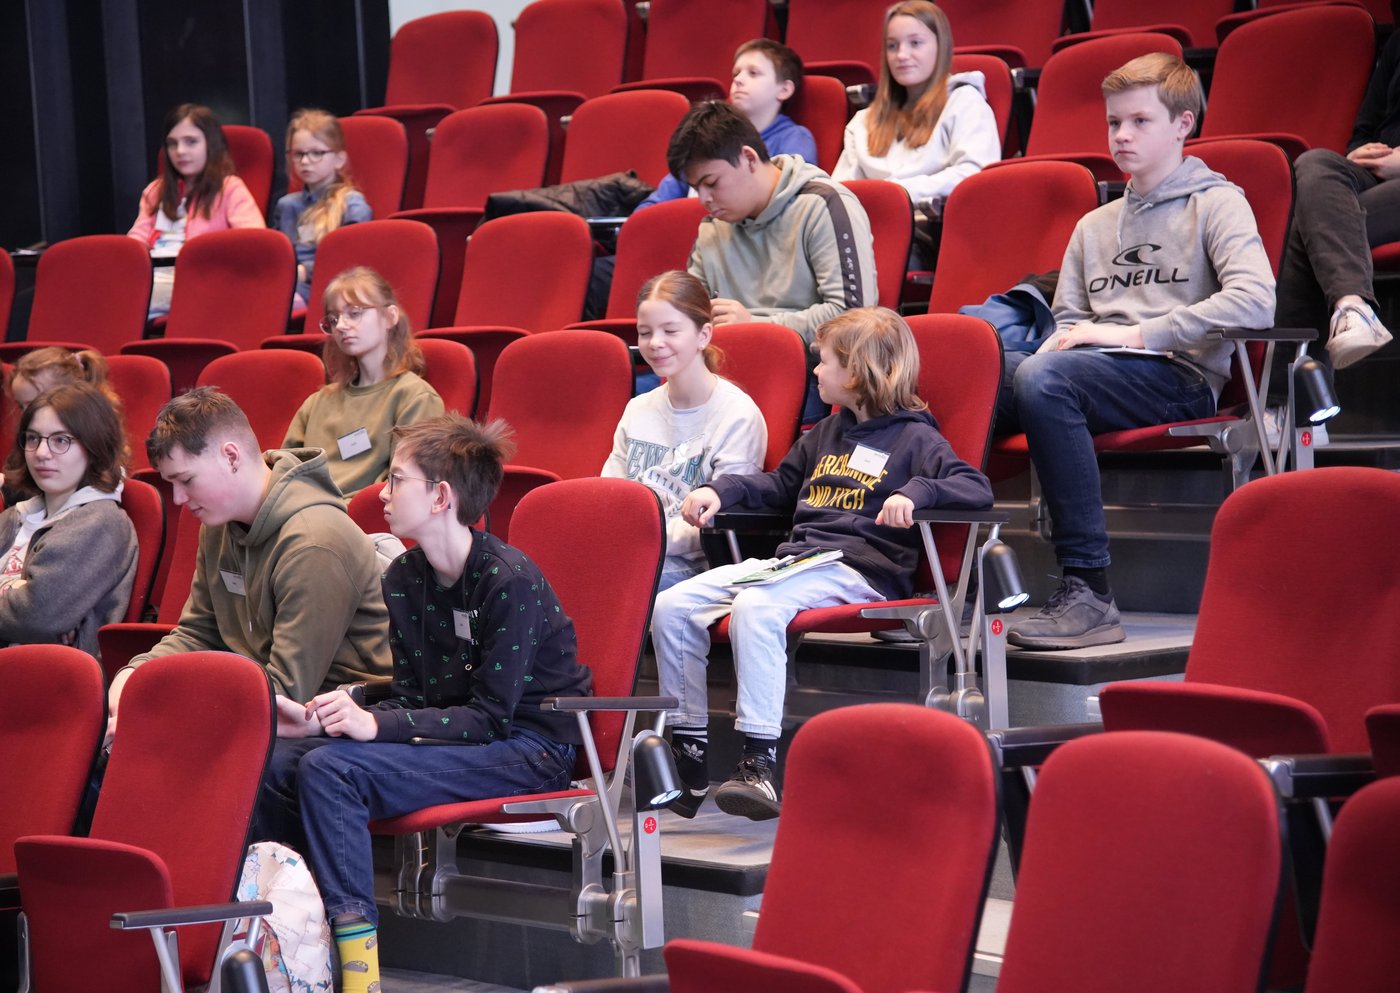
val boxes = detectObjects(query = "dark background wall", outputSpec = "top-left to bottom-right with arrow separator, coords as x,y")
0,0 -> 390,248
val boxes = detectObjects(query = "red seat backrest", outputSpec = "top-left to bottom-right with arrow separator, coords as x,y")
119,477 -> 165,624
28,236 -> 152,355
1029,33 -> 1184,158
999,732 -> 1281,993
454,213 -> 594,331
304,219 -> 439,333
844,179 -> 913,311
784,73 -> 852,173
1183,467 -> 1400,753
0,645 -> 104,873
510,0 -> 629,98
711,323 -> 806,471
488,330 -> 633,479
417,337 -> 479,417
107,355 -> 171,473
196,349 -> 326,451
559,90 -> 693,186
164,229 -> 296,349
339,114 -> 409,218
419,104 -> 550,210
510,477 -> 663,774
639,0 -> 772,87
383,11 -> 498,109
930,161 -> 1098,314
605,198 -> 708,319
1201,5 -> 1375,153
223,124 -> 275,217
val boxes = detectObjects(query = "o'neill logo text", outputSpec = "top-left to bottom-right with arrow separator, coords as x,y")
1089,242 -> 1188,293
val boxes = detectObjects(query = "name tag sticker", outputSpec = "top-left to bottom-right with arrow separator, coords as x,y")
220,570 -> 247,596
453,609 -> 474,642
337,427 -> 372,460
848,444 -> 890,477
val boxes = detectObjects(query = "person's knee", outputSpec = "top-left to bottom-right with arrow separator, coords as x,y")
1294,148 -> 1349,190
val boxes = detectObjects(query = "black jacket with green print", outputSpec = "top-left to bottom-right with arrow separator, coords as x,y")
374,535 -> 591,744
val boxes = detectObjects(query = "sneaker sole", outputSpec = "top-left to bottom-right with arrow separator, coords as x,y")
1007,621 -> 1127,651
713,784 -> 781,821
1328,327 -> 1393,370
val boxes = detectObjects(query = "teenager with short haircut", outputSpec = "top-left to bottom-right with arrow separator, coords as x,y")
106,387 -> 390,734
641,39 -> 818,209
653,308 -> 992,821
672,101 -> 877,341
997,53 -> 1275,650
257,413 -> 591,993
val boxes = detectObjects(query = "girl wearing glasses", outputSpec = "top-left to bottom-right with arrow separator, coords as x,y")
274,109 -> 372,307
284,266 -> 443,499
128,103 -> 265,317
0,383 -> 137,658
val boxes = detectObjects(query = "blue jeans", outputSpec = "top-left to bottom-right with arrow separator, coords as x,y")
996,349 -> 1215,569
252,730 -> 576,924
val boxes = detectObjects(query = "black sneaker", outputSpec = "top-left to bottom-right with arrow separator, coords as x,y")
714,754 -> 782,821
1007,575 -> 1125,650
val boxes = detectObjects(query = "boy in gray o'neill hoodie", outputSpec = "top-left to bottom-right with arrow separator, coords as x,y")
996,53 -> 1276,651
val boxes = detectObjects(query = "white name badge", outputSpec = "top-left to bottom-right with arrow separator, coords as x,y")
453,609 -> 474,642
848,444 -> 890,477
220,570 -> 247,596
337,427 -> 373,460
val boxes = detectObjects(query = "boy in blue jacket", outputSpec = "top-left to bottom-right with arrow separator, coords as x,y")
652,307 -> 993,821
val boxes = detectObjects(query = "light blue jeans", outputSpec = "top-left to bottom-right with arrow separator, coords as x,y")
651,559 -> 881,736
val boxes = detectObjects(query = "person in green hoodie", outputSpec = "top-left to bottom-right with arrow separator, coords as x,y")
106,387 -> 391,739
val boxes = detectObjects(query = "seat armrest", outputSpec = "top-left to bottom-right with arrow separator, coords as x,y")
985,722 -> 1104,769
1262,753 -> 1376,800
912,508 -> 1010,525
534,976 -> 670,993
544,695 -> 678,713
346,677 -> 394,707
112,900 -> 273,930
0,871 -> 16,908
1210,326 -> 1317,343
705,511 -> 792,532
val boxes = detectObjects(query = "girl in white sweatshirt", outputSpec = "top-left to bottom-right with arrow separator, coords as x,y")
601,271 -> 767,590
834,1 -> 1000,266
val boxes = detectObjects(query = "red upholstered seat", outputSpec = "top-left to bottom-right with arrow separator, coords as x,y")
416,337 -> 478,417
222,124 -> 275,217
1052,0 -> 1231,51
844,179 -> 913,311
1365,703 -> 1400,778
418,211 -> 594,415
106,354 -> 172,472
0,645 -> 105,877
663,704 -> 999,993
371,477 -> 663,832
391,104 -> 550,327
711,323 -> 807,472
941,0 -> 1067,69
997,731 -> 1282,993
567,197 -> 708,346
1303,777 -> 1400,993
354,11 -> 499,210
1195,4 -> 1375,158
559,90 -> 693,187
263,217 -> 438,341
0,235 -> 152,360
612,0 -> 773,102
118,478 -> 165,624
784,0 -> 882,88
15,652 -> 274,993
197,349 -> 326,451
783,74 -> 850,173
121,228 -> 296,392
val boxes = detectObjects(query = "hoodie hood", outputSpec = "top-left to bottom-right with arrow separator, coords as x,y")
240,448 -> 345,548
747,154 -> 834,231
947,69 -> 988,98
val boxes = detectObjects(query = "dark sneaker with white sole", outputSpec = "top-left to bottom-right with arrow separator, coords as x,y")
1007,576 -> 1126,650
714,754 -> 782,821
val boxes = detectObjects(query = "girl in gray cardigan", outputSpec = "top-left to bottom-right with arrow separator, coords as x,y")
0,383 -> 137,658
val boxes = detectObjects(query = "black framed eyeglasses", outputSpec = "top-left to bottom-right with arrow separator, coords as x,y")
23,431 -> 75,455
288,149 -> 332,162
